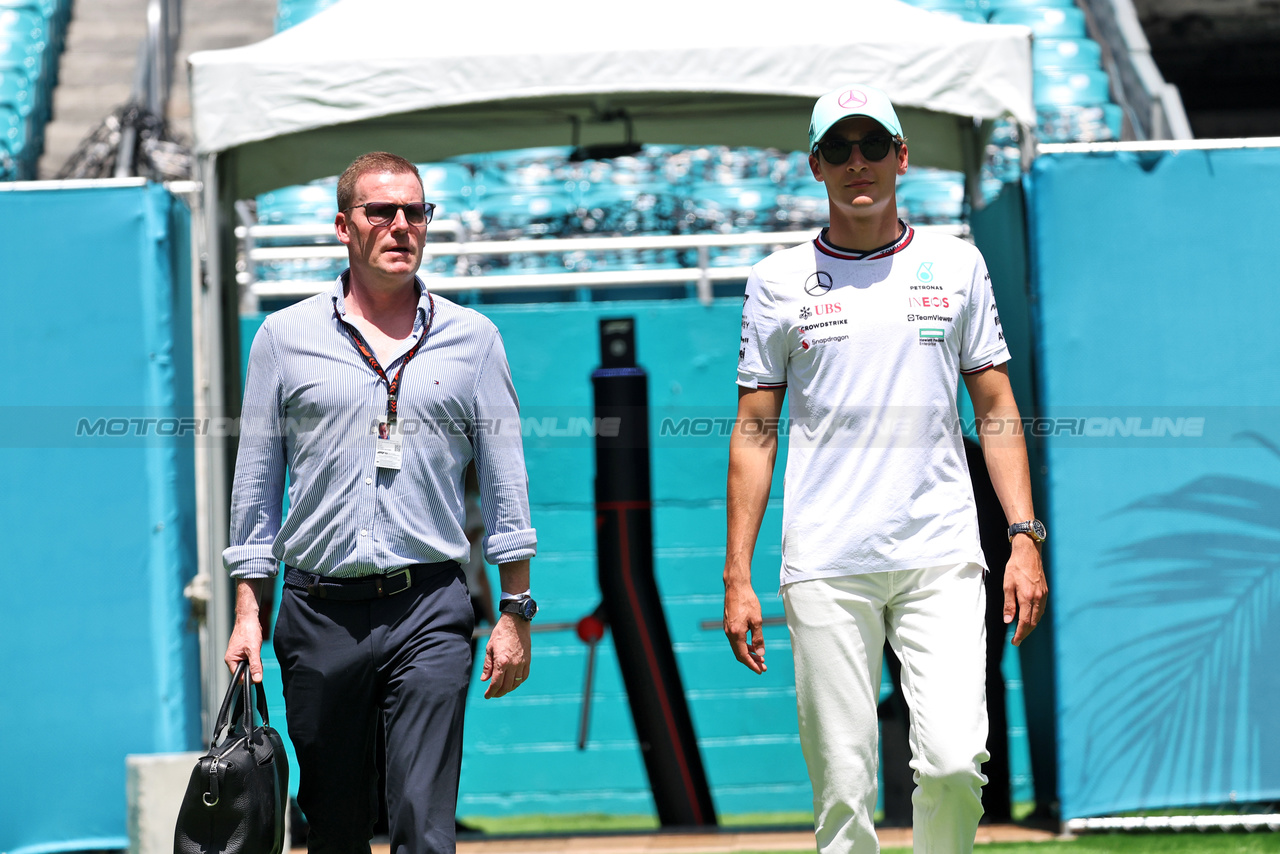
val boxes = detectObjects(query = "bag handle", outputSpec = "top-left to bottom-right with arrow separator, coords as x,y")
210,661 -> 271,748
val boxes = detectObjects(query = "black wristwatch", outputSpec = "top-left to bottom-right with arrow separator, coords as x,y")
499,593 -> 538,622
1007,519 -> 1047,544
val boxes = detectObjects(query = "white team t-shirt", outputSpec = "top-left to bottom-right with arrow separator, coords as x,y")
737,224 -> 1010,586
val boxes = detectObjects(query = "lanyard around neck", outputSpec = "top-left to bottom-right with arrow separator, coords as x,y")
337,292 -> 435,424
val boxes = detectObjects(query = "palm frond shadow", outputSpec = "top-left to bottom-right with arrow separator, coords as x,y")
1068,434 -> 1280,809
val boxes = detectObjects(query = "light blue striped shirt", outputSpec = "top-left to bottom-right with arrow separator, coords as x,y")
223,275 -> 537,579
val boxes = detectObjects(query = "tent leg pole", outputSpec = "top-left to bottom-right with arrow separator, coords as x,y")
195,153 -> 233,732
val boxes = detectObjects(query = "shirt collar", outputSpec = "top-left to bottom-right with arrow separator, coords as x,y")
815,220 -> 914,261
331,271 -> 429,334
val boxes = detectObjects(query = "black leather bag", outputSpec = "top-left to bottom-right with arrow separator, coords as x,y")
175,661 -> 289,854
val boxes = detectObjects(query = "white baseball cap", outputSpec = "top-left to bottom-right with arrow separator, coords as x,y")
808,85 -> 904,150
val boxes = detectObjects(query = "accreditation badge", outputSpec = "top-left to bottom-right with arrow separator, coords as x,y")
374,419 -> 402,471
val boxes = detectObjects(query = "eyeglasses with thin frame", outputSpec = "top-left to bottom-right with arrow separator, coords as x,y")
345,201 -> 435,227
814,133 -> 898,166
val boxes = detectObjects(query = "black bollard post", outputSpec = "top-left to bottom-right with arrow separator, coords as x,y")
591,317 -> 717,828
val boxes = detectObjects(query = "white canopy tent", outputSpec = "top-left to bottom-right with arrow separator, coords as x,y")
183,0 -> 1034,721
189,0 -> 1034,199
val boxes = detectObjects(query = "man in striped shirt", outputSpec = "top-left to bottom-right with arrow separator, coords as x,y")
723,87 -> 1048,853
223,151 -> 537,854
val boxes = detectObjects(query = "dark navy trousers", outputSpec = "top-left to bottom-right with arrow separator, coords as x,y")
273,566 -> 474,854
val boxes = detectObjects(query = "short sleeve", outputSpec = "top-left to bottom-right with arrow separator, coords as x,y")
736,270 -> 788,388
958,251 -> 1011,375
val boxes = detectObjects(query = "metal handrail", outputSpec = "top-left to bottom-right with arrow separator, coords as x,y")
239,223 -> 970,308
115,0 -> 181,177
242,227 -> 885,260
1077,0 -> 1192,141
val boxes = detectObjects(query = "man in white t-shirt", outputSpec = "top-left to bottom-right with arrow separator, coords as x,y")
722,85 -> 1048,854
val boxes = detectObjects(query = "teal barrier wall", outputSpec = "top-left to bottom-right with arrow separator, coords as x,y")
972,183 -> 1043,811
1027,147 -> 1280,819
0,183 -> 201,854
462,300 -> 802,817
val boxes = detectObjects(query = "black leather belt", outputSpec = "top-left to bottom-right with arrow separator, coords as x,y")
284,562 -> 457,601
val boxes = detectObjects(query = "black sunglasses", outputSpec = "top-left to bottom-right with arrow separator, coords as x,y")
346,201 -> 435,226
815,133 -> 897,165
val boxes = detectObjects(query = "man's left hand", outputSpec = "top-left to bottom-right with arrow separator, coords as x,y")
482,613 -> 531,698
1004,536 -> 1048,646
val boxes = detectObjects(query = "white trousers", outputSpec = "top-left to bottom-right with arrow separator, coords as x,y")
784,563 -> 989,854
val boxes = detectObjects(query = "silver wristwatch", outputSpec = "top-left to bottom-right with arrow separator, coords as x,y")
1007,519 -> 1047,544
498,592 -> 538,621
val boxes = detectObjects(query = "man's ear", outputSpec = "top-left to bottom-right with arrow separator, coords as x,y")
809,152 -> 823,182
335,212 -> 352,245
896,142 -> 909,177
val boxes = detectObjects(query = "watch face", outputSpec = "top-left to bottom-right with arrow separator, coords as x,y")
504,596 -> 538,620
1031,520 -> 1047,541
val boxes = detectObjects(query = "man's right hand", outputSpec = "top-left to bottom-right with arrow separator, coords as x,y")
224,578 -> 266,683
723,580 -> 767,674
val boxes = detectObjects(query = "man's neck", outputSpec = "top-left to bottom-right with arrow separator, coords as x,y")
344,272 -> 418,329
824,206 -> 902,253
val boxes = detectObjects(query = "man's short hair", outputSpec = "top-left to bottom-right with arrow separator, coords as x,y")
337,152 -> 423,212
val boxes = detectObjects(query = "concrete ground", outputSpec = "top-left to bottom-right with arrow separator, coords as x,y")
302,824 -> 1057,854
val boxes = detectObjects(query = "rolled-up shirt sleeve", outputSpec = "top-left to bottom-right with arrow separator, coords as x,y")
471,330 -> 537,565
223,323 -> 287,579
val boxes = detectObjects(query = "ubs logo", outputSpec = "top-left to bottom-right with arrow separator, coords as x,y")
804,272 -> 833,295
838,89 -> 867,108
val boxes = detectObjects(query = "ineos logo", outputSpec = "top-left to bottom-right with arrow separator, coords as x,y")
804,272 -> 833,296
838,89 -> 867,108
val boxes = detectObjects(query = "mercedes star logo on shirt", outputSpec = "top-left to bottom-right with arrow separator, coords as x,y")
805,272 -> 834,295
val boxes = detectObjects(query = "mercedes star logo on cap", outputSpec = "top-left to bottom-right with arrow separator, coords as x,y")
838,90 -> 867,108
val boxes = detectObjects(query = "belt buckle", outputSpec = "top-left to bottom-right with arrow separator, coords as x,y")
381,567 -> 413,597
303,572 -> 326,599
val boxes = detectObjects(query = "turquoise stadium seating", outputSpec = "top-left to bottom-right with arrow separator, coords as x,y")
897,167 -> 967,224
1034,37 -> 1103,71
897,0 -> 1123,144
256,181 -> 337,224
0,0 -> 67,179
254,181 -> 343,282
939,9 -> 992,23
274,0 -> 340,32
0,69 -> 36,171
987,0 -> 1078,9
989,5 -> 1087,37
1035,68 -> 1112,107
250,0 -> 1128,285
906,0 -> 988,12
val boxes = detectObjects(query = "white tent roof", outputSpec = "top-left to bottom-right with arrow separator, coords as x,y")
189,0 -> 1033,198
